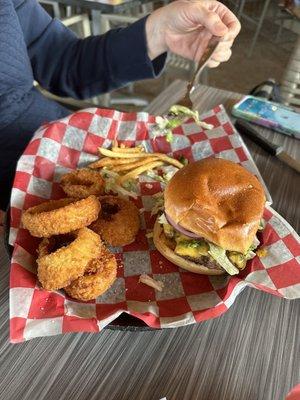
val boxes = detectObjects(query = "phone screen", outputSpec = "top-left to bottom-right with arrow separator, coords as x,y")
234,97 -> 300,137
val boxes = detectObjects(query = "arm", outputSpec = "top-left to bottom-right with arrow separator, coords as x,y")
16,0 -> 166,99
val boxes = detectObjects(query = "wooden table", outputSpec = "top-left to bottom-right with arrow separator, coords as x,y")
1,81 -> 300,400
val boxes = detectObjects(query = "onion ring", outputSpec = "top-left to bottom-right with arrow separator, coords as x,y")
37,227 -> 102,290
90,195 -> 140,247
21,196 -> 101,237
64,246 -> 117,301
60,168 -> 104,199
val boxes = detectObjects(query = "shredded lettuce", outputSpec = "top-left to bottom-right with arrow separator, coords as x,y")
156,115 -> 182,130
252,235 -> 260,248
158,213 -> 168,225
244,250 -> 256,261
178,239 -> 203,248
166,131 -> 174,143
146,168 -> 177,185
169,105 -> 200,121
178,155 -> 189,166
146,170 -> 165,183
154,116 -> 178,143
154,105 -> 214,143
258,219 -> 265,231
163,170 -> 177,182
208,243 -> 239,275
151,193 -> 165,216
244,235 -> 260,261
123,179 -> 137,192
100,169 -> 138,199
168,105 -> 214,130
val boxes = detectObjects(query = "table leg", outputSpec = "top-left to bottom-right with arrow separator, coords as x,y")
91,10 -> 102,36
237,0 -> 246,20
66,5 -> 72,17
248,0 -> 272,57
53,2 -> 61,18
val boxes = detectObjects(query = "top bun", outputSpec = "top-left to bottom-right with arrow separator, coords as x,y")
164,158 -> 265,253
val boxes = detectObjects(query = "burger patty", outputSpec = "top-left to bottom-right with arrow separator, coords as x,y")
182,255 -> 223,270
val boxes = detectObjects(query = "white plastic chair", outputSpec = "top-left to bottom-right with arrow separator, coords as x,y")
38,0 -> 61,18
62,13 -> 92,37
39,0 -> 75,19
235,0 -> 272,57
281,35 -> 300,108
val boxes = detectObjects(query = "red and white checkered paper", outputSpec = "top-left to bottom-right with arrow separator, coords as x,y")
9,105 -> 300,343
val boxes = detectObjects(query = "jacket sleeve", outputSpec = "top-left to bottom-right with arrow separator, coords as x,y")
16,0 -> 167,99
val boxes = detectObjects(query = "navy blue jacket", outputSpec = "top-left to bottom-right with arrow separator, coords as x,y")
0,0 -> 166,209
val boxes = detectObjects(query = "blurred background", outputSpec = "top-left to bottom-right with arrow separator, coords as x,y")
39,0 -> 300,111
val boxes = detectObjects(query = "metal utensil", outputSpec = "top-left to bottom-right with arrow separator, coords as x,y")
235,119 -> 300,174
177,36 -> 221,109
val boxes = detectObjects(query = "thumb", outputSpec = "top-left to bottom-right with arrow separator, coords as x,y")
190,4 -> 228,36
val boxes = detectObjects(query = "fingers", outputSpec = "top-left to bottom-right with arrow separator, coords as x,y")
214,38 -> 234,50
207,60 -> 220,68
203,33 -> 233,66
210,48 -> 232,63
189,1 -> 240,38
217,4 -> 241,40
188,3 -> 228,36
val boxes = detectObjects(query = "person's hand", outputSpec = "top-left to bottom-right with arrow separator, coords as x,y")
146,0 -> 241,68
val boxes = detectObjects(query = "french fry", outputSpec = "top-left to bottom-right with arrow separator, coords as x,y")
88,159 -> 109,169
111,157 -> 158,172
113,139 -> 118,148
99,148 -> 184,168
155,154 -> 184,169
99,148 -> 144,158
89,157 -> 140,169
111,146 -> 144,154
118,161 -> 164,184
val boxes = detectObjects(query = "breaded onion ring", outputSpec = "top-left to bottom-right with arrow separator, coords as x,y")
60,168 -> 104,199
37,228 -> 102,290
90,195 -> 140,247
64,247 -> 117,301
22,196 -> 100,237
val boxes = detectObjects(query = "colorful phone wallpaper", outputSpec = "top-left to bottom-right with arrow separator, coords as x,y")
233,97 -> 300,138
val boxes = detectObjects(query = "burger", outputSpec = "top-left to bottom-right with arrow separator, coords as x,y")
153,158 -> 266,275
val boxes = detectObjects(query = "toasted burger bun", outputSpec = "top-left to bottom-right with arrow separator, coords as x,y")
165,158 -> 265,254
153,219 -> 225,275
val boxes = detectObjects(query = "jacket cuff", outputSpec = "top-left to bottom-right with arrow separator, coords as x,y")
106,15 -> 167,84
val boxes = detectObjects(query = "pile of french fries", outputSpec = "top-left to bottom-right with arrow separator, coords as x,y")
89,141 -> 184,186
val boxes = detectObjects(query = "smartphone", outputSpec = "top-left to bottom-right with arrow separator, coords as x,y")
232,96 -> 300,139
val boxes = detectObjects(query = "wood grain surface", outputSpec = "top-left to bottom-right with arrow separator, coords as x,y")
0,81 -> 299,400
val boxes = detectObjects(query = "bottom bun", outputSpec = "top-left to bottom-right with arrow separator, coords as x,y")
153,218 -> 225,276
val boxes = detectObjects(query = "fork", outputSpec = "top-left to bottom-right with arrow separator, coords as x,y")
177,36 -> 221,109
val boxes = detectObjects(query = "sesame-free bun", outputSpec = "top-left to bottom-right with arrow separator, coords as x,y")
164,158 -> 265,254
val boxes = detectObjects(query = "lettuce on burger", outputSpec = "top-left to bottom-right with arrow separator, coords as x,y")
153,158 -> 266,275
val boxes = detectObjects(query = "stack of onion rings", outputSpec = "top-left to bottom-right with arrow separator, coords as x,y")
60,169 -> 104,199
21,196 -> 100,237
64,246 -> 117,301
90,195 -> 140,247
37,227 -> 102,290
22,153 -> 142,300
